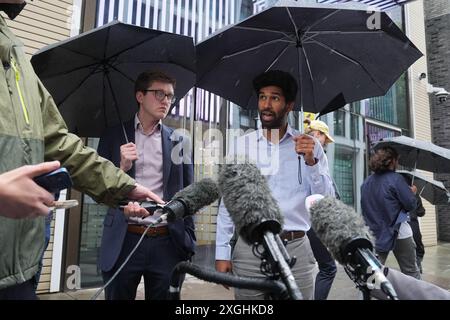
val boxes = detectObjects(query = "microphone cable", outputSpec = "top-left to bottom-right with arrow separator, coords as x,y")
90,213 -> 167,300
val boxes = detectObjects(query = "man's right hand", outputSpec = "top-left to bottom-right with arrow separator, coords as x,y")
120,142 -> 138,172
0,161 -> 60,219
215,260 -> 232,290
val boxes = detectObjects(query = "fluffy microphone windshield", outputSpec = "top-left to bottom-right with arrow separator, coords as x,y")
218,163 -> 284,244
172,178 -> 219,215
309,197 -> 374,264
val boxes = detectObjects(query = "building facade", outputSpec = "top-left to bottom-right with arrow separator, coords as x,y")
3,0 -> 438,293
424,0 -> 450,241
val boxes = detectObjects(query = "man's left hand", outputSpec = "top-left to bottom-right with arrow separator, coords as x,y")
123,201 -> 150,218
293,134 -> 316,166
127,183 -> 165,204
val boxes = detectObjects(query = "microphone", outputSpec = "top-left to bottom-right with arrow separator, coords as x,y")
307,195 -> 398,300
218,163 -> 284,244
219,163 -> 302,300
162,178 -> 219,222
119,178 -> 219,223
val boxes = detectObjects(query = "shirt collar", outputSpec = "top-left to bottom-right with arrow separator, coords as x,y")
256,124 -> 296,143
134,114 -> 161,136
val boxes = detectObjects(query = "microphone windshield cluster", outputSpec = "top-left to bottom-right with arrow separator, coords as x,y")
172,178 -> 219,216
218,163 -> 284,244
309,197 -> 373,264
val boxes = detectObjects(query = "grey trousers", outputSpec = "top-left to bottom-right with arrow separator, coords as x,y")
232,235 -> 316,300
376,236 -> 421,280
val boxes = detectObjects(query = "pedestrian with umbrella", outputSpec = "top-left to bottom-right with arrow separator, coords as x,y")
31,20 -> 196,140
215,70 -> 335,300
397,170 -> 450,274
196,0 -> 422,116
97,70 -> 195,300
196,0 -> 422,192
373,135 -> 450,175
361,146 -> 421,279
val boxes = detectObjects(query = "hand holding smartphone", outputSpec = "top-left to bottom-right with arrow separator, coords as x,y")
33,167 -> 79,210
33,167 -> 73,193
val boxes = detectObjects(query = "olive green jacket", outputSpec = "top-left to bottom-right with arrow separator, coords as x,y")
0,15 -> 135,290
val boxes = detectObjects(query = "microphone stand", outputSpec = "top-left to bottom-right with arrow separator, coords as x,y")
169,261 -> 290,300
341,239 -> 398,300
247,219 -> 303,300
261,232 -> 303,300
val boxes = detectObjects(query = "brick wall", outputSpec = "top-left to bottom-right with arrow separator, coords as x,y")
424,0 -> 450,241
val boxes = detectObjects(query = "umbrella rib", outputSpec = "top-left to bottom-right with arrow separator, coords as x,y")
303,9 -> 342,35
107,64 -> 136,83
103,24 -> 111,60
108,33 -> 178,62
234,26 -> 294,40
242,43 -> 292,109
221,38 -> 294,61
309,39 -> 385,92
265,43 -> 292,72
304,30 -> 386,38
285,8 -> 300,42
38,61 -> 103,80
298,45 -> 316,109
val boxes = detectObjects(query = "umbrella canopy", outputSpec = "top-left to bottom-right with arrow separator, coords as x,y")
397,170 -> 450,205
373,136 -> 450,173
196,0 -> 422,114
31,20 -> 196,138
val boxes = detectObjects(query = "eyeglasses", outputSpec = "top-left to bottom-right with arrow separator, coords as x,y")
144,89 -> 176,104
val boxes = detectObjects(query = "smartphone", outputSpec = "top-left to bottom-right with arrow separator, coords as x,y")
33,167 -> 73,193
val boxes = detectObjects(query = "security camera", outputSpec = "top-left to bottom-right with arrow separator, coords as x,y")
427,83 -> 449,103
435,88 -> 449,103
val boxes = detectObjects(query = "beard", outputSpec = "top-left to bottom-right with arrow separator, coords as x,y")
259,108 -> 288,129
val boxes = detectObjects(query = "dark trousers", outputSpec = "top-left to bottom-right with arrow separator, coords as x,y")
0,280 -> 37,300
102,232 -> 186,300
408,219 -> 425,272
307,228 -> 337,300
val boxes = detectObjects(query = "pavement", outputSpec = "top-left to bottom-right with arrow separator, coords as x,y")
38,242 -> 450,300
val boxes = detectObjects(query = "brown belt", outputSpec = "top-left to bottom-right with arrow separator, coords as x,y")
279,230 -> 306,241
127,224 -> 169,237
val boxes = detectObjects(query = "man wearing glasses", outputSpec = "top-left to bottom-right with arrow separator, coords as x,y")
97,71 -> 195,300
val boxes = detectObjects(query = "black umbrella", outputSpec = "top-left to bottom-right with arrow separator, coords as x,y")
373,136 -> 450,173
31,20 -> 196,140
397,170 -> 450,205
196,0 -> 422,115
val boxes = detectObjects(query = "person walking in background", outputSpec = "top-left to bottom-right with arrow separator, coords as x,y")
98,71 -> 195,300
361,146 -> 421,279
304,119 -> 341,199
409,193 -> 426,274
401,175 -> 426,274
304,119 -> 338,300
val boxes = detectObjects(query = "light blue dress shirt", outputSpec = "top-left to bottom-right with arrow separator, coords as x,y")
215,125 -> 334,261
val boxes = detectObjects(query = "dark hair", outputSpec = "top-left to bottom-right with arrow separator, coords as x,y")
369,146 -> 399,173
252,70 -> 298,103
134,71 -> 176,94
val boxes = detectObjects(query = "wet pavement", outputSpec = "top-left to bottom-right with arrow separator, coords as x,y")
39,242 -> 450,300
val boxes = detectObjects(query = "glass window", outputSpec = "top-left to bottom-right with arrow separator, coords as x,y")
334,109 -> 346,137
333,145 -> 355,207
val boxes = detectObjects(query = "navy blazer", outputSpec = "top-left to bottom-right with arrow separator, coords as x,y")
97,119 -> 195,272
